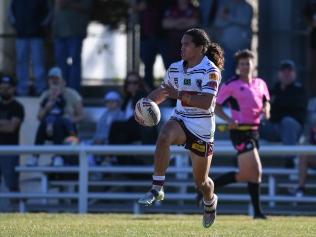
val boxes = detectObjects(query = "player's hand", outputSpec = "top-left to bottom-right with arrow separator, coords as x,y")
262,107 -> 270,120
162,82 -> 178,100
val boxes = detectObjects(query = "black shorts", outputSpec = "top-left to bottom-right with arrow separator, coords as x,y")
171,117 -> 214,158
230,130 -> 259,155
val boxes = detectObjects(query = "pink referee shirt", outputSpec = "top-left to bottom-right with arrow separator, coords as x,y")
216,76 -> 270,126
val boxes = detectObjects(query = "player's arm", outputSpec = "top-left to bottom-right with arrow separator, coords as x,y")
147,86 -> 168,105
262,100 -> 270,120
215,104 -> 238,129
179,91 -> 214,110
161,82 -> 213,110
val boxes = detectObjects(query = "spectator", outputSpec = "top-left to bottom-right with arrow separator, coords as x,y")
135,0 -> 171,89
0,75 -> 25,194
260,60 -> 308,168
162,0 -> 199,62
198,0 -> 218,35
294,119 -> 316,197
93,91 -> 123,146
303,0 -> 316,97
213,0 -> 253,81
27,67 -> 84,166
108,72 -> 157,165
88,91 -> 124,169
8,0 -> 51,96
53,0 -> 92,91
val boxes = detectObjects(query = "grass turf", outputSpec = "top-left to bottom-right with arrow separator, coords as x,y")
0,214 -> 315,237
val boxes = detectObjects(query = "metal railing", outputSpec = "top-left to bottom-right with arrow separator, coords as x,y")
0,144 -> 316,213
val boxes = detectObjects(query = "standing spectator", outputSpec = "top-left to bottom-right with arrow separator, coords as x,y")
213,0 -> 253,81
135,0 -> 170,89
260,60 -> 308,168
303,0 -> 316,97
162,0 -> 199,63
26,67 -> 84,166
199,0 -> 218,35
8,0 -> 51,96
53,0 -> 92,91
0,76 -> 25,194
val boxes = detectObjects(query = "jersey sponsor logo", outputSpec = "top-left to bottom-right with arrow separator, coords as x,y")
192,142 -> 206,152
184,78 -> 191,85
209,72 -> 219,81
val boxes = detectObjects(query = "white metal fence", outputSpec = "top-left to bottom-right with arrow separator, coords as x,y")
0,144 -> 316,213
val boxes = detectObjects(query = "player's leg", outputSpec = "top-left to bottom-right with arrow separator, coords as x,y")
138,119 -> 186,205
236,148 -> 266,219
235,148 -> 262,183
211,151 -> 259,191
214,130 -> 260,187
191,151 -> 217,228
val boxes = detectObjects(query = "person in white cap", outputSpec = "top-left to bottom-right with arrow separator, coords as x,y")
93,91 -> 124,146
88,91 -> 124,169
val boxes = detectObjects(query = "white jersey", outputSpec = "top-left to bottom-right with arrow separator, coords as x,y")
164,56 -> 221,142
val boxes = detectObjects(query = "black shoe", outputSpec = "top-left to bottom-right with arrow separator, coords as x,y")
253,213 -> 267,220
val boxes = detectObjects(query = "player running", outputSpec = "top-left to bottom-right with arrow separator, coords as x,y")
134,28 -> 224,228
198,49 -> 270,219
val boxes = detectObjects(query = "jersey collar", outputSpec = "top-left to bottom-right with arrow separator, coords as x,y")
182,56 -> 208,72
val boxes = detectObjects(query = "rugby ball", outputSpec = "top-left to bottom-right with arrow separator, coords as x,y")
135,98 -> 161,127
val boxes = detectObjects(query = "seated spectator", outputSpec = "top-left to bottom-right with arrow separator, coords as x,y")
90,90 -> 124,166
294,119 -> 316,197
27,67 -> 84,166
0,76 -> 25,197
108,72 -> 157,166
93,91 -> 123,145
162,0 -> 199,62
259,60 -> 308,168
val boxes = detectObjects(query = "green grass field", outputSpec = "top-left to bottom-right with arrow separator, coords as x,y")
0,214 -> 315,237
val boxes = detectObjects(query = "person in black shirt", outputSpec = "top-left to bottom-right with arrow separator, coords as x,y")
0,75 -> 25,192
259,60 -> 307,167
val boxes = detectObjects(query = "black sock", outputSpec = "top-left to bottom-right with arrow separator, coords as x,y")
247,182 -> 263,215
214,171 -> 236,188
